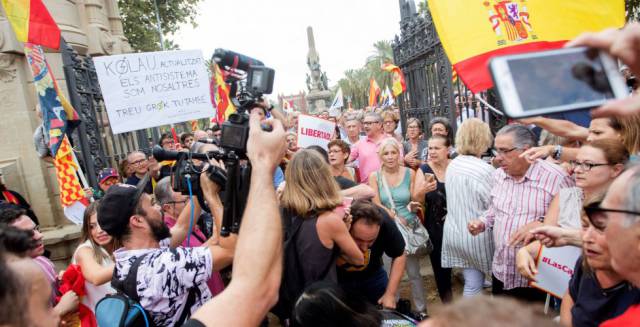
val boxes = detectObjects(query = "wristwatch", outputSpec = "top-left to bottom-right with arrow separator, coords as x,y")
552,145 -> 563,160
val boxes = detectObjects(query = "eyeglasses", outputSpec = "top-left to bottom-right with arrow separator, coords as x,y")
129,158 -> 147,166
383,121 -> 396,125
166,199 -> 188,206
584,202 -> 640,231
491,147 -> 519,156
162,140 -> 175,146
363,121 -> 381,126
570,161 -> 610,172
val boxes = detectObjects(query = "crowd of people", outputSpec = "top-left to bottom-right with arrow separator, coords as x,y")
3,24 -> 640,327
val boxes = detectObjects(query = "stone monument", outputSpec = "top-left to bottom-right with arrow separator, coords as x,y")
305,26 -> 332,114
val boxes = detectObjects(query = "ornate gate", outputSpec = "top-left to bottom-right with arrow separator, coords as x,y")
392,2 -> 506,135
61,42 -> 156,188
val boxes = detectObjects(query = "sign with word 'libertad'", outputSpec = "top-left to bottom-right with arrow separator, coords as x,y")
93,50 -> 212,134
297,114 -> 336,150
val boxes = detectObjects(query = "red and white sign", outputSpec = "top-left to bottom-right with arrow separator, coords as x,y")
297,114 -> 336,149
531,245 -> 582,298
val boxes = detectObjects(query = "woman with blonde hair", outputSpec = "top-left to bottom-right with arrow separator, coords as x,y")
277,149 -> 364,320
381,110 -> 403,142
442,118 -> 495,297
369,138 -> 432,318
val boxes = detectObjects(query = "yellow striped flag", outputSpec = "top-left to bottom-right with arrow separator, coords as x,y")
368,78 -> 381,107
429,0 -> 625,93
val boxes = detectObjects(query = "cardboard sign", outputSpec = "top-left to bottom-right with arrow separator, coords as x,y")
531,245 -> 582,298
297,114 -> 336,149
94,50 -> 213,134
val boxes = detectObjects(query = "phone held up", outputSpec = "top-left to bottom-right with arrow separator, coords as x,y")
489,47 -> 628,118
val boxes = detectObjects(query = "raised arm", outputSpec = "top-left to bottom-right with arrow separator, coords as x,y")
191,112 -> 287,327
169,193 -> 202,248
519,116 -> 589,141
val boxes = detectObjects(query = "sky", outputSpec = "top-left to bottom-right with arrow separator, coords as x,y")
175,0 -> 405,100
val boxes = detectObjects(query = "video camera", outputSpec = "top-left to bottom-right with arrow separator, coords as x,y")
213,48 -> 275,158
153,49 -> 275,237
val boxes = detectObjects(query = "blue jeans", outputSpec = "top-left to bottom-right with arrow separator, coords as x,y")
340,267 -> 389,304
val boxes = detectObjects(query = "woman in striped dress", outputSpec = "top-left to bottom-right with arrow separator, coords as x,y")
442,118 -> 495,297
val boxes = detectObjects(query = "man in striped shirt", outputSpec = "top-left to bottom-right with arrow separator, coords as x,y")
469,125 -> 574,302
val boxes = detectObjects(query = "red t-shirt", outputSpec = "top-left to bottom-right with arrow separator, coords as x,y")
601,304 -> 640,326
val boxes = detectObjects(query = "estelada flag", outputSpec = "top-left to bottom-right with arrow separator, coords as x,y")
368,78 -> 381,107
429,0 -> 625,93
382,63 -> 407,97
211,63 -> 236,122
1,0 -> 61,49
25,42 -> 80,157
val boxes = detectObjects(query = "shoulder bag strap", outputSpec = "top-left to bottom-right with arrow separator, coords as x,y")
176,287 -> 198,326
120,253 -> 149,302
379,170 -> 396,212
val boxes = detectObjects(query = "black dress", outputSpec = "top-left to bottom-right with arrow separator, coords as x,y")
419,164 -> 452,303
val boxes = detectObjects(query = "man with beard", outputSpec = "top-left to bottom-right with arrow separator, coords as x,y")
98,173 -> 236,327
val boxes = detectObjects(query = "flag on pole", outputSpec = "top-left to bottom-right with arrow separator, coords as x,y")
25,43 -> 80,157
56,135 -> 89,224
330,87 -> 344,110
211,63 -> 236,122
381,86 -> 395,107
428,0 -> 625,93
368,78 -> 381,107
1,0 -> 61,49
382,63 -> 407,96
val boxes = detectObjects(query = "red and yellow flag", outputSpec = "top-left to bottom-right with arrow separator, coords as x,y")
1,0 -> 61,49
54,136 -> 85,207
368,78 -> 381,107
382,63 -> 407,97
211,63 -> 236,123
429,0 -> 625,93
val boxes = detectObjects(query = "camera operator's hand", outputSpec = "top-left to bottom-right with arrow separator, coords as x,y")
247,112 -> 287,174
200,164 -> 222,196
568,23 -> 640,117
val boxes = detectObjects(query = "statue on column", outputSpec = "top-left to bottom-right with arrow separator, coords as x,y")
305,26 -> 332,113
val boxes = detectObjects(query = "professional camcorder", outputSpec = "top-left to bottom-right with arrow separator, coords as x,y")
212,48 -> 275,158
153,49 -> 275,237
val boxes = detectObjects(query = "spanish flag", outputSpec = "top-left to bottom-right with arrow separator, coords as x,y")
211,63 -> 236,122
429,0 -> 625,93
368,78 -> 381,107
1,0 -> 61,49
382,63 -> 407,97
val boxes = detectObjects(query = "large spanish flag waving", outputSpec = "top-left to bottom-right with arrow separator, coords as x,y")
1,0 -> 61,49
429,0 -> 625,93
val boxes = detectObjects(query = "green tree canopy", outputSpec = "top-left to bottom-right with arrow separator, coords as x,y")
118,0 -> 202,52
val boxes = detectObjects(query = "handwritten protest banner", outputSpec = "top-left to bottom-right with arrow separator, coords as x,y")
297,114 -> 336,149
531,245 -> 582,298
93,50 -> 212,134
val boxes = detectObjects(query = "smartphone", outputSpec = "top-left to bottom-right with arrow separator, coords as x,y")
489,47 -> 628,118
424,173 -> 435,183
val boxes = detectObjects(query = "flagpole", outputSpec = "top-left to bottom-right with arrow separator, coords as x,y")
475,96 -> 504,116
153,0 -> 180,144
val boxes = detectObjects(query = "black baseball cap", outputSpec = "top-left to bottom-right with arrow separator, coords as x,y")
97,179 -> 146,238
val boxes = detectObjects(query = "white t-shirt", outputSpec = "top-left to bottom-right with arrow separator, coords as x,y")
113,239 -> 213,327
72,240 -> 115,312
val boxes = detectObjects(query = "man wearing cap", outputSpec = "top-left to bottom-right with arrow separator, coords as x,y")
98,170 -> 236,326
85,168 -> 119,200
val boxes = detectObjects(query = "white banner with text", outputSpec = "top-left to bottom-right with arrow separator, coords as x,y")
94,50 -> 212,134
297,114 -> 336,149
531,245 -> 582,298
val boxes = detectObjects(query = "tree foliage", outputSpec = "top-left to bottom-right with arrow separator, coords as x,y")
628,0 -> 640,21
118,0 -> 202,52
335,40 -> 394,109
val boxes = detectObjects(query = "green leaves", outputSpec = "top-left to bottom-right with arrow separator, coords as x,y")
118,0 -> 202,52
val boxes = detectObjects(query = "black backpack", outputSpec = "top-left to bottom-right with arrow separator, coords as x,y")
95,253 -> 197,327
272,215 -> 336,323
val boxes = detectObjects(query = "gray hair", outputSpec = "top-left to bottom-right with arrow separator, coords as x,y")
364,112 -> 382,122
496,124 -> 537,149
623,164 -> 640,226
153,177 -> 174,205
539,130 -> 568,147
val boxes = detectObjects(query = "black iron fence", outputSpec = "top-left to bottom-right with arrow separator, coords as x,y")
392,7 -> 506,137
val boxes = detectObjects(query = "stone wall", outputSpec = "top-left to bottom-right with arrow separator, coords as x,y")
0,0 -> 131,268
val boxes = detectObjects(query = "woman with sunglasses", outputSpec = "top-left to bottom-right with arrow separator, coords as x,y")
556,198 -> 640,327
516,139 -> 628,280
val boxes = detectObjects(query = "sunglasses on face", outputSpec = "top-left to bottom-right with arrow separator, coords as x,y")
584,201 -> 640,231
